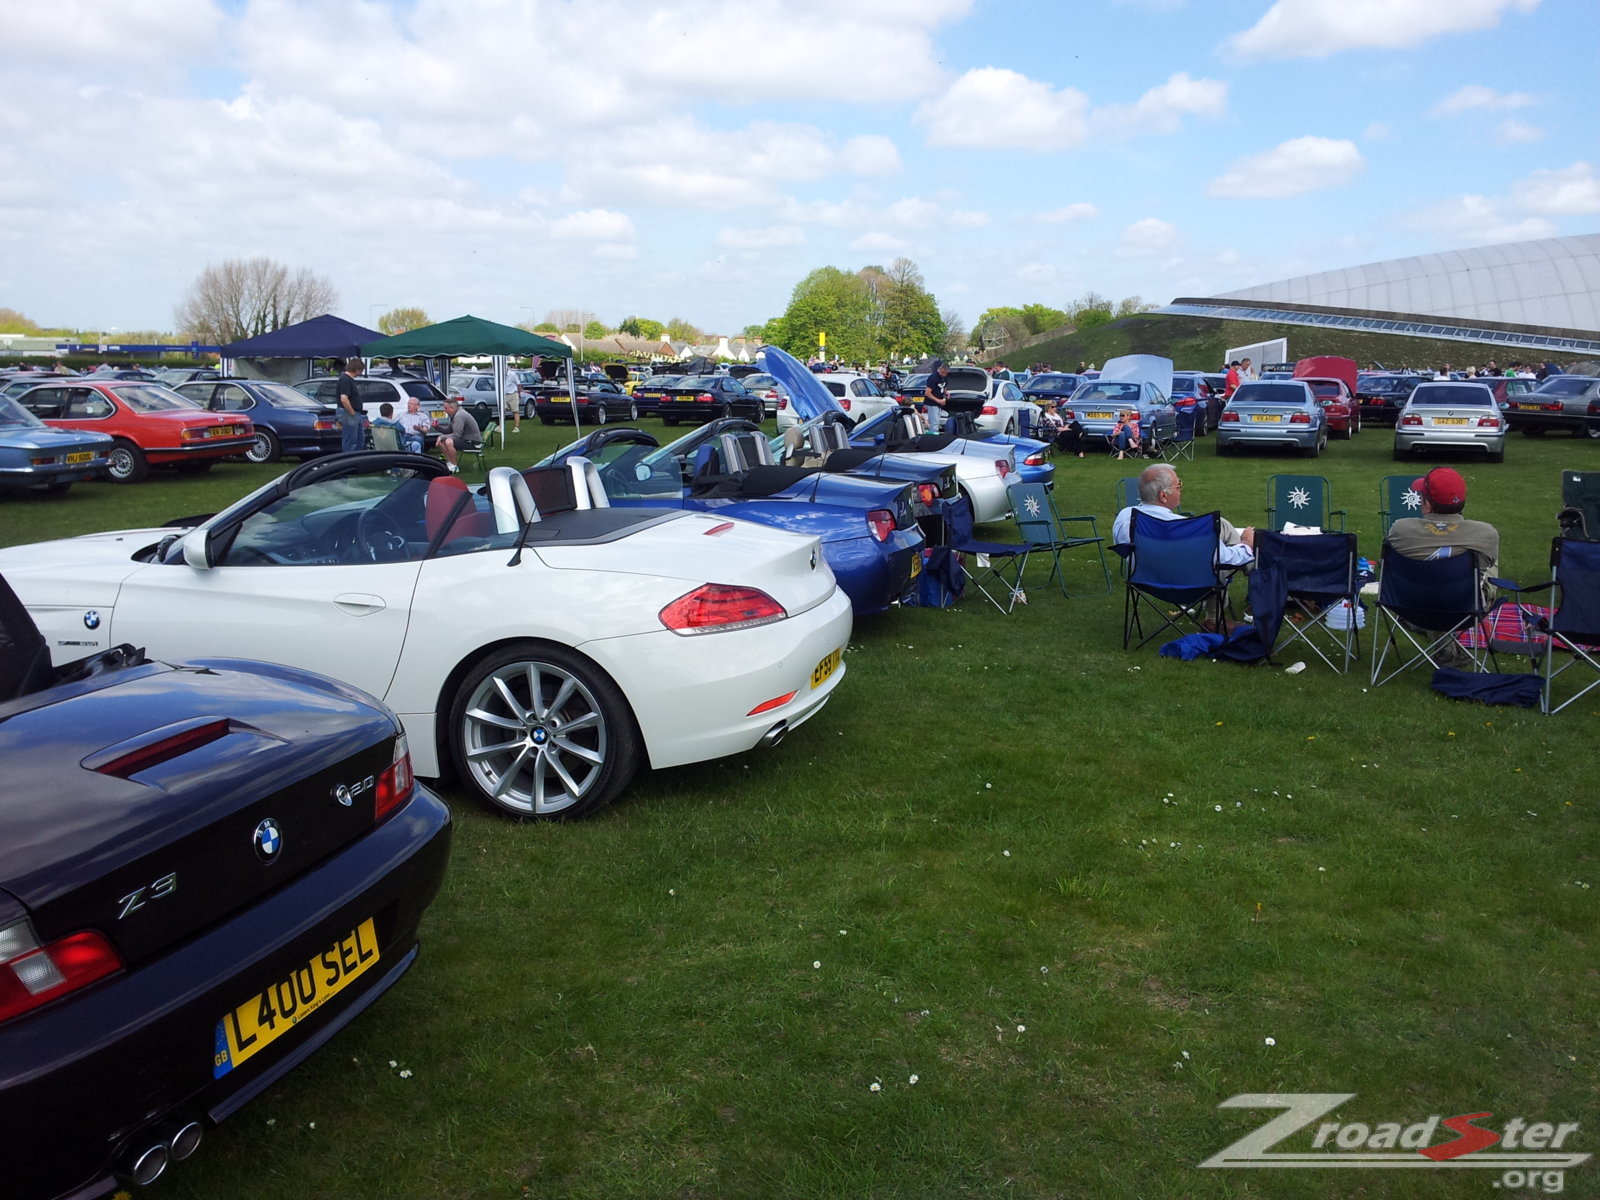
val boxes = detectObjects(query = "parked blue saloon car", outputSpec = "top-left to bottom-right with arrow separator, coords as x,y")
537,420 -> 925,615
0,395 -> 113,493
173,378 -> 342,464
0,574 -> 451,1200
1215,380 -> 1328,457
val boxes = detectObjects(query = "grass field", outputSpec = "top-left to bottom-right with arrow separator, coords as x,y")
4,420 -> 1597,1200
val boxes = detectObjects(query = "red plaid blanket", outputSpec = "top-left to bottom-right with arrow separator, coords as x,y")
1460,603 -> 1600,653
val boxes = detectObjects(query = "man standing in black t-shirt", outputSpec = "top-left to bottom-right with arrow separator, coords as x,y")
922,359 -> 949,430
336,358 -> 364,453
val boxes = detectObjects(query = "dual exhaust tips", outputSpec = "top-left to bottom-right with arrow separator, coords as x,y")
121,1119 -> 203,1187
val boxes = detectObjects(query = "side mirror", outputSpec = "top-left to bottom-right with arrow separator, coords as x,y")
635,463 -> 651,483
182,531 -> 211,570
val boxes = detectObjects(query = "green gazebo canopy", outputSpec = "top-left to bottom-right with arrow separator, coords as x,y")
361,314 -> 572,359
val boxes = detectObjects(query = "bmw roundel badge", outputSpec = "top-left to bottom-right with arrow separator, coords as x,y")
83,610 -> 100,630
253,818 -> 283,863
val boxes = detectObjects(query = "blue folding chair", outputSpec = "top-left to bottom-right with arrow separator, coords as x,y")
1494,537 -> 1600,713
1255,531 -> 1361,673
1121,510 -> 1235,650
946,495 -> 1030,613
1266,475 -> 1346,532
1158,407 -> 1198,462
1369,544 -> 1494,686
1007,481 -> 1109,598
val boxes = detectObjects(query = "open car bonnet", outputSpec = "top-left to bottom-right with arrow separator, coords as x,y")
1098,354 -> 1173,396
1293,355 -> 1358,394
759,346 -> 847,422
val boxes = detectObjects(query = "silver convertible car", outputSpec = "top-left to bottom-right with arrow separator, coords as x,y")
1394,381 -> 1506,462
1215,380 -> 1328,458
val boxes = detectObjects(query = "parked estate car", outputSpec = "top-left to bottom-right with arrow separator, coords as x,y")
0,573 -> 451,1200
173,378 -> 342,464
1394,381 -> 1507,461
0,452 -> 853,820
1355,373 -> 1427,426
531,379 -> 638,425
0,395 -> 112,494
12,379 -> 255,483
538,420 -> 924,616
1500,375 -> 1600,439
655,374 -> 763,426
294,374 -> 450,428
1215,380 -> 1328,458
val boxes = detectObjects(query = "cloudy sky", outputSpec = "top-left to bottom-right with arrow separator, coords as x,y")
3,0 -> 1596,340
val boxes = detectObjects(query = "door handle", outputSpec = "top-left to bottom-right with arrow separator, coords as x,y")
333,593 -> 386,616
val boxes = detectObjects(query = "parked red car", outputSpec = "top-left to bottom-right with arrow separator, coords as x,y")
12,379 -> 255,483
1293,356 -> 1361,439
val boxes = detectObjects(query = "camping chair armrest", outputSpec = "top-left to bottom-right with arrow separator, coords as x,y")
1329,507 -> 1347,532
1059,514 -> 1098,530
1491,576 -> 1553,595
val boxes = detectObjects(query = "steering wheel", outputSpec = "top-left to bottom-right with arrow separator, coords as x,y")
356,507 -> 409,563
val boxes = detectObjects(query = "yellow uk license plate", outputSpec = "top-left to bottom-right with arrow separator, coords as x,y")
552,396 -> 570,404
1250,413 -> 1283,423
65,451 -> 94,464
1087,411 -> 1112,420
811,648 -> 842,689
213,917 -> 380,1078
1434,417 -> 1469,425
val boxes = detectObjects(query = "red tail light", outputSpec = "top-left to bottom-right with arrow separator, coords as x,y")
660,585 -> 786,634
373,734 -> 415,823
1290,412 -> 1311,424
995,459 -> 1011,479
1477,415 -> 1501,428
697,393 -> 714,404
94,719 -> 231,779
1400,414 -> 1422,426
1062,408 -> 1077,420
982,404 -> 997,416
866,509 -> 895,542
1588,402 -> 1600,416
0,920 -> 122,1025
1025,451 -> 1047,466
916,482 -> 939,506
777,398 -> 787,409
1220,412 -> 1239,423
839,398 -> 851,410
1543,402 -> 1562,412
314,418 -> 338,432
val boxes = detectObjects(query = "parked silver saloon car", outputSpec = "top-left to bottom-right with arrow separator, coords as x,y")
1394,381 -> 1506,462
1214,380 -> 1327,457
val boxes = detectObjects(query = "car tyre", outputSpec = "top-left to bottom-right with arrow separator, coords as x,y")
106,440 -> 149,484
1004,418 -> 1016,435
1585,424 -> 1600,440
594,405 -> 609,426
628,402 -> 639,421
449,642 -> 640,820
1392,444 -> 1407,461
245,428 -> 282,464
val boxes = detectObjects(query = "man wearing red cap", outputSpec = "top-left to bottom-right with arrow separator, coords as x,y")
1384,467 -> 1500,600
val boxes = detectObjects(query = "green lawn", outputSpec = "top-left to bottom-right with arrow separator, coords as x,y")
5,422 -> 1596,1200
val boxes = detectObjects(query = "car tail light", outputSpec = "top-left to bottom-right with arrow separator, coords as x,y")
1588,402 -> 1600,417
660,585 -> 786,634
1025,451 -> 1048,466
697,393 -> 714,404
373,734 -> 414,823
981,404 -> 998,416
1542,401 -> 1562,412
1290,412 -> 1311,424
0,919 -> 122,1025
839,398 -> 851,411
1400,414 -> 1422,426
866,509 -> 895,542
1477,415 -> 1501,428
1220,412 -> 1239,423
1062,408 -> 1077,420
995,459 -> 1011,479
314,418 -> 338,431
777,398 -> 787,410
915,482 -> 940,507
93,719 -> 231,779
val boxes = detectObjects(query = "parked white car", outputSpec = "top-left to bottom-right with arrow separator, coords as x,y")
0,453 -> 853,821
941,365 -> 1039,435
777,372 -> 900,433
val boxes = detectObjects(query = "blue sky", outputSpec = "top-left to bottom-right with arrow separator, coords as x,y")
2,0 -> 1595,339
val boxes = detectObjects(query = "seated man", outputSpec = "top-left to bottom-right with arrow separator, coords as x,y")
370,401 -> 406,450
1112,464 -> 1255,566
1384,467 -> 1500,604
435,396 -> 482,474
395,396 -> 431,454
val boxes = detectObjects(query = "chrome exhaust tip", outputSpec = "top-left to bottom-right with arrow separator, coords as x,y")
124,1142 -> 170,1187
758,721 -> 788,749
168,1119 -> 204,1161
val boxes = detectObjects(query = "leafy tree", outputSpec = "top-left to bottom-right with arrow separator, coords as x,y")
1074,309 -> 1115,332
940,309 -> 968,357
741,324 -> 766,340
618,316 -> 665,339
1115,295 -> 1153,318
1020,303 -> 1069,335
174,257 -> 338,343
378,306 -> 428,335
880,275 -> 945,360
544,308 -> 596,334
767,267 -> 876,362
533,322 -> 560,333
0,308 -> 43,334
583,320 -> 609,341
665,317 -> 703,343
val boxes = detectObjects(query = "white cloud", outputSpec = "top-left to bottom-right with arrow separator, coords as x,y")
1224,0 -> 1541,60
1092,72 -> 1228,136
916,68 -> 1090,150
5,0 -> 220,63
715,225 -> 806,250
1363,122 -> 1392,141
550,210 -> 637,241
595,243 -> 640,260
1511,162 -> 1600,215
1430,84 -> 1536,118
1038,203 -> 1099,224
1206,137 -> 1364,199
1407,195 -> 1556,244
1494,119 -> 1544,144
851,232 -> 912,254
1118,218 -> 1180,257
840,135 -> 902,177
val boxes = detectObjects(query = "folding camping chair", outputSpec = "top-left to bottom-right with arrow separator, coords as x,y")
946,494 -> 1030,613
1265,475 -> 1345,532
1379,475 -> 1422,535
1157,408 -> 1198,462
462,421 -> 496,473
1254,530 -> 1361,673
1369,544 -> 1495,686
1121,510 -> 1236,650
1007,481 -> 1109,598
1560,470 -> 1600,541
1492,536 -> 1600,713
